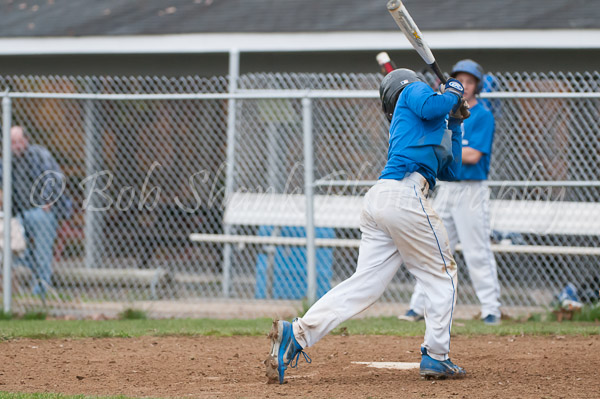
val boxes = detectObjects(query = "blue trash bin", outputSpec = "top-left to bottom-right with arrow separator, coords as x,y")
255,225 -> 334,300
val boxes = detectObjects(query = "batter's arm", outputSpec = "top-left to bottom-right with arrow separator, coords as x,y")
438,121 -> 463,181
404,84 -> 459,120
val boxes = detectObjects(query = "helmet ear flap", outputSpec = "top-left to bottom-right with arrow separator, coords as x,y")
382,91 -> 401,121
473,65 -> 484,94
476,64 -> 485,94
379,68 -> 421,122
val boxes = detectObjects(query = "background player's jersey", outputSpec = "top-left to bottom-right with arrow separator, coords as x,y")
459,102 -> 495,181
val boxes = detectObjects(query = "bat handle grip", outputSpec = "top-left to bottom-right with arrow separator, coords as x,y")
429,62 -> 447,84
376,52 -> 397,75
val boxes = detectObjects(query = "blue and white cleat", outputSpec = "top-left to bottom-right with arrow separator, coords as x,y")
482,314 -> 501,325
419,347 -> 466,380
265,319 -> 311,384
398,309 -> 424,322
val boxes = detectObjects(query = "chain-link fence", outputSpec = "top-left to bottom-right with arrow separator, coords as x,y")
0,71 -> 598,318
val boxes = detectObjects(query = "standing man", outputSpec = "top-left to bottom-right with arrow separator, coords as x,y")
400,59 -> 501,325
266,68 -> 470,384
0,126 -> 65,296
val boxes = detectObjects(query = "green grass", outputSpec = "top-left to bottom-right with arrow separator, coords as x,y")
0,394 -> 146,399
117,308 -> 148,320
0,317 -> 598,341
543,303 -> 600,322
0,318 -> 273,340
0,310 -> 13,320
22,311 -> 48,320
573,303 -> 600,322
337,317 -> 600,336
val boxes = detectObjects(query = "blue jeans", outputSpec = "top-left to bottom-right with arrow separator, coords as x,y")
20,207 -> 58,295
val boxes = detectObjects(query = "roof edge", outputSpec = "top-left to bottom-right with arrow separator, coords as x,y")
0,30 -> 599,55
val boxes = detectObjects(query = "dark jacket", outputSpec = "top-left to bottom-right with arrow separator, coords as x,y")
0,144 -> 71,220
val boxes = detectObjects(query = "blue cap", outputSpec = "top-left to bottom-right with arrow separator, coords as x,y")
451,59 -> 484,93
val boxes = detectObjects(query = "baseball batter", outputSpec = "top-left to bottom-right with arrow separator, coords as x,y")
401,60 -> 501,325
266,69 -> 469,384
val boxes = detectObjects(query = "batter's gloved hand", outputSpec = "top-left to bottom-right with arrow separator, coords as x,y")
449,98 -> 470,121
440,78 -> 464,99
440,78 -> 464,111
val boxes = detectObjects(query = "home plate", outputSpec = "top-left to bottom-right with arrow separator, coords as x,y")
352,362 -> 420,370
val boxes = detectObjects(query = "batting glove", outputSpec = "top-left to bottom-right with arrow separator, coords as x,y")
449,98 -> 470,120
440,78 -> 464,106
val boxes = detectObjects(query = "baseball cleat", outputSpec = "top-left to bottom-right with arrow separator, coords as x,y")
398,309 -> 424,322
482,314 -> 501,325
265,319 -> 311,384
419,347 -> 466,380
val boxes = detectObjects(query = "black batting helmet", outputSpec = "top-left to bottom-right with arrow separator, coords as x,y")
379,68 -> 423,121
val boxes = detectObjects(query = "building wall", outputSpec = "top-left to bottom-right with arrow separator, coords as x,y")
1,49 -> 599,77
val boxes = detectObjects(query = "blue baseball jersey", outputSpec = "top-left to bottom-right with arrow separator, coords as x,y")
379,82 -> 463,189
459,102 -> 495,180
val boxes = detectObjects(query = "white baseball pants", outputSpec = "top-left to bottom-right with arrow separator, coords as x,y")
409,181 -> 501,318
294,173 -> 458,361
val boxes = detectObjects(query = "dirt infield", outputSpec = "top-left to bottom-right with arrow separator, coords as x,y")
0,334 -> 598,398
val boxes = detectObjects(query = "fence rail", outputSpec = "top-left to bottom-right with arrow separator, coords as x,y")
1,71 -> 599,318
6,90 -> 600,100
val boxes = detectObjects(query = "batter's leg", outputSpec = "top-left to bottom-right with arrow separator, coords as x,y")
293,188 -> 403,348
434,183 -> 460,251
388,185 -> 458,361
407,282 -> 427,317
408,184 -> 459,317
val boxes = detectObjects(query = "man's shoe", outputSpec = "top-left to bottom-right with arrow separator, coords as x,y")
420,347 -> 466,380
482,314 -> 501,325
398,309 -> 424,322
265,319 -> 311,384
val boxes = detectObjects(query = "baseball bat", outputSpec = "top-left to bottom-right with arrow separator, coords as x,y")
386,0 -> 447,84
376,52 -> 397,75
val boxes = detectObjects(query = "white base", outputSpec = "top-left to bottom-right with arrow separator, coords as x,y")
352,362 -> 420,370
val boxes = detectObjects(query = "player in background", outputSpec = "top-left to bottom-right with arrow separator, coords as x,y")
399,59 -> 502,325
265,68 -> 470,384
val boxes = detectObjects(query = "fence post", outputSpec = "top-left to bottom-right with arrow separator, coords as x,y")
83,79 -> 101,268
2,93 -> 13,313
222,48 -> 240,298
302,96 -> 317,305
